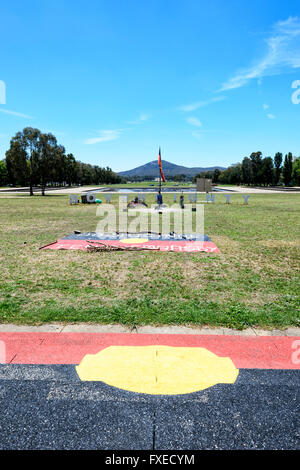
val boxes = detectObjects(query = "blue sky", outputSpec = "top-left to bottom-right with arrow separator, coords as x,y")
0,0 -> 300,172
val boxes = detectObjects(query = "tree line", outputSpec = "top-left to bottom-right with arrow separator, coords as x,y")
0,127 -> 124,194
125,174 -> 190,182
194,152 -> 300,187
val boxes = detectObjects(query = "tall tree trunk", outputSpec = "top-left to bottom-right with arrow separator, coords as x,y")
29,146 -> 34,196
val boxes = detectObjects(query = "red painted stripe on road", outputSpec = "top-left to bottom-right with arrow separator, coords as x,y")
40,239 -> 221,253
0,332 -> 299,369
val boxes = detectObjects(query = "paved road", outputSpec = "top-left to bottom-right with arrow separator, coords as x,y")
0,365 -> 298,450
1,185 -> 300,195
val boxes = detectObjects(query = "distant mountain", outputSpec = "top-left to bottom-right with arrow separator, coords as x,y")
118,160 -> 226,178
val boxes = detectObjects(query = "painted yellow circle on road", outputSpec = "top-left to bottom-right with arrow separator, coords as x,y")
120,238 -> 148,244
76,345 -> 239,395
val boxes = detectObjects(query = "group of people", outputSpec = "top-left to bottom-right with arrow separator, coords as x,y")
127,196 -> 148,208
156,191 -> 185,209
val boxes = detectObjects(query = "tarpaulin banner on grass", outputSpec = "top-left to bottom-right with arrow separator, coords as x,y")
40,232 -> 221,253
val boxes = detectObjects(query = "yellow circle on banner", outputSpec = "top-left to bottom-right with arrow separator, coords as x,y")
76,345 -> 239,395
120,238 -> 148,244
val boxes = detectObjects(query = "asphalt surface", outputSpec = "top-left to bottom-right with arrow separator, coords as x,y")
0,365 -> 298,450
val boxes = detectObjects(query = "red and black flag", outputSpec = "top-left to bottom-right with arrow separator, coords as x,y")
158,147 -> 166,182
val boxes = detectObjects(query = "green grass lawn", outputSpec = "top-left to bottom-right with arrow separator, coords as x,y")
0,193 -> 299,329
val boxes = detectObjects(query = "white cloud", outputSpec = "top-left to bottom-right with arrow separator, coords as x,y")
180,96 -> 225,112
267,113 -> 275,119
186,117 -> 202,127
191,131 -> 202,140
139,113 -> 149,121
126,112 -> 150,124
219,17 -> 300,91
84,129 -> 121,145
0,108 -> 33,119
263,103 -> 269,109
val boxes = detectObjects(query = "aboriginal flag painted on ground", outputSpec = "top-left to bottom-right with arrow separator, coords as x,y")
0,332 -> 298,449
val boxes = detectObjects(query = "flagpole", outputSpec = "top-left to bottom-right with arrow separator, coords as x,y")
159,147 -> 162,193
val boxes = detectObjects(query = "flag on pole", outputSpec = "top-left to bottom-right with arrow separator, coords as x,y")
158,147 -> 166,182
